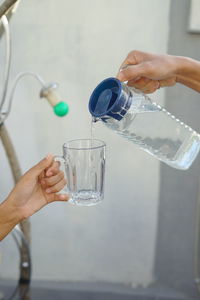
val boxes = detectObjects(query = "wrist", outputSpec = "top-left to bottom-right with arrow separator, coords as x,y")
0,197 -> 23,241
174,56 -> 198,80
171,55 -> 200,92
169,55 -> 187,77
0,197 -> 23,226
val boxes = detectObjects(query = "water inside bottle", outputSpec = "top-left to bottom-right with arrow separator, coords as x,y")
103,100 -> 200,169
92,94 -> 200,169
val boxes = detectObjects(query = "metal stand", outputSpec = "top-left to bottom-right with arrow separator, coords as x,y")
0,2 -> 31,299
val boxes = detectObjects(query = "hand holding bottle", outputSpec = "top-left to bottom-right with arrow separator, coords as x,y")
116,50 -> 200,93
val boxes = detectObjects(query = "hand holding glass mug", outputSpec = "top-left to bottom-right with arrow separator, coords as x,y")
55,139 -> 106,206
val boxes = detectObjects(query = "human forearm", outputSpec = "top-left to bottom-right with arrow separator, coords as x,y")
175,56 -> 200,92
0,155 -> 68,241
0,197 -> 22,241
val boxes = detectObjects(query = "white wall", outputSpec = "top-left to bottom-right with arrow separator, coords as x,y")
0,0 -> 170,286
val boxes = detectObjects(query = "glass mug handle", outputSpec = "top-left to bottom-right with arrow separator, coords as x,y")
54,155 -> 69,196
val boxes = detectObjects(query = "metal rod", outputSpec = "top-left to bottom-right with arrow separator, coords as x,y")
3,72 -> 46,122
12,225 -> 31,284
0,15 -> 11,112
0,0 -> 18,18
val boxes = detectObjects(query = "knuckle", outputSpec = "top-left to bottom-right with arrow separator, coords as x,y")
57,172 -> 64,183
127,51 -> 133,59
60,171 -> 65,179
126,50 -> 137,63
46,177 -> 53,185
128,50 -> 141,62
132,49 -> 140,56
128,50 -> 137,57
61,179 -> 67,187
53,186 -> 60,193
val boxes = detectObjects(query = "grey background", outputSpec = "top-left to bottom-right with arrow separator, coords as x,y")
155,0 -> 200,299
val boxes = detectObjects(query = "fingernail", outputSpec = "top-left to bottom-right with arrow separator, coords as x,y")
46,188 -> 51,193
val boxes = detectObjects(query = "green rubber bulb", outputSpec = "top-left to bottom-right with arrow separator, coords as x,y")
53,102 -> 69,117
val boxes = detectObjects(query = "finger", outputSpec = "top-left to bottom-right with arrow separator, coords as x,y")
140,80 -> 160,92
128,77 -> 151,88
143,86 -> 160,94
49,193 -> 69,203
40,172 -> 47,188
118,50 -> 147,71
159,78 -> 176,87
117,64 -> 145,82
118,55 -> 137,72
45,178 -> 67,194
38,170 -> 45,182
128,78 -> 160,93
42,171 -> 65,187
46,160 -> 60,177
29,154 -> 54,177
141,80 -> 160,93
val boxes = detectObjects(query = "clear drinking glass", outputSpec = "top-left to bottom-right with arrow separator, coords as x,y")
56,139 -> 106,206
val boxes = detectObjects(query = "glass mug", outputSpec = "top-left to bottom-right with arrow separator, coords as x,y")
56,139 -> 106,206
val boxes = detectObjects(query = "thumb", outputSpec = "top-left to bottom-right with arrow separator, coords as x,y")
29,154 -> 54,177
117,64 -> 144,82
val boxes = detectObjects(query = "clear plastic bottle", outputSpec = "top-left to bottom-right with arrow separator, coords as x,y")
88,77 -> 200,170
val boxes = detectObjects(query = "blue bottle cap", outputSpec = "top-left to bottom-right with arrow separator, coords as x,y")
88,77 -> 131,121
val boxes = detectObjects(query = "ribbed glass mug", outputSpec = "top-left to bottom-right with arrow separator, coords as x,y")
56,139 -> 106,206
